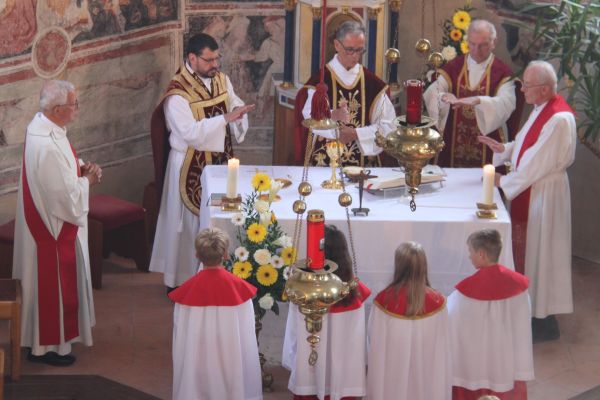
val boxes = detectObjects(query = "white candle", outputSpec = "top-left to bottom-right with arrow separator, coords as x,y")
482,164 -> 495,205
226,158 -> 239,198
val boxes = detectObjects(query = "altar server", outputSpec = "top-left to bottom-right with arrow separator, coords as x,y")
283,225 -> 370,400
448,229 -> 534,399
169,227 -> 262,400
366,241 -> 451,400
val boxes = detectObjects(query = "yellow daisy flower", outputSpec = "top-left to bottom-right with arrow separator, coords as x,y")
232,261 -> 252,279
252,173 -> 271,192
460,40 -> 469,55
256,264 -> 278,286
453,10 -> 471,30
450,29 -> 463,42
281,247 -> 297,265
247,223 -> 267,243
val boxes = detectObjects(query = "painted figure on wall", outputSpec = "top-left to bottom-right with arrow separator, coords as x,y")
0,0 -> 37,58
37,0 -> 94,41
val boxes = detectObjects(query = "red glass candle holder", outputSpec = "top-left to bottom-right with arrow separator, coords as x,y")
405,79 -> 424,125
306,210 -> 325,270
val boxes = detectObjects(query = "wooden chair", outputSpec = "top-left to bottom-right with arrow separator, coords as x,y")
0,279 -> 21,381
88,195 -> 150,289
0,220 -> 14,279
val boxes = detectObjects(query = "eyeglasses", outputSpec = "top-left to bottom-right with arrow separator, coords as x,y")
522,83 -> 548,89
197,54 -> 222,64
58,100 -> 79,110
336,41 -> 366,56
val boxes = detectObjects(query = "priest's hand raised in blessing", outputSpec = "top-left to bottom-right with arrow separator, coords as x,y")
338,125 -> 358,144
477,135 -> 505,153
225,104 -> 256,123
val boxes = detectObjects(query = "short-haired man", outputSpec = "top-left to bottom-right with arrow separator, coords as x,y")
479,60 -> 576,330
150,33 -> 255,290
13,80 -> 102,366
424,19 -> 524,167
295,21 -> 396,167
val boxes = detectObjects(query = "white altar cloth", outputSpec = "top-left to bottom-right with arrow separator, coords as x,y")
199,166 -> 513,296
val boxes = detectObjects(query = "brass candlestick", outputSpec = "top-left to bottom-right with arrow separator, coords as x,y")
321,140 -> 344,189
476,202 -> 498,219
221,195 -> 242,212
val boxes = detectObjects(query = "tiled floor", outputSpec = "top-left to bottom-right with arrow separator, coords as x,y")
4,256 -> 600,399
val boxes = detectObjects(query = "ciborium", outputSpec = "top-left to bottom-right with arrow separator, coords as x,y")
285,261 -> 355,365
375,115 -> 444,211
321,140 -> 344,189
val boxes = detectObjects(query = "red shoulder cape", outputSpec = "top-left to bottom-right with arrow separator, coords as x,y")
330,281 -> 371,313
374,286 -> 446,318
455,264 -> 529,301
169,268 -> 257,306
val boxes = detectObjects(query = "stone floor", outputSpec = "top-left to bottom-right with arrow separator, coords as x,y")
3,256 -> 599,399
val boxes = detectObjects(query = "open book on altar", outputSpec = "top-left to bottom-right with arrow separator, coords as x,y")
364,165 -> 445,191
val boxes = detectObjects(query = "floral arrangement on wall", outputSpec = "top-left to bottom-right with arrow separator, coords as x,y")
225,172 -> 297,319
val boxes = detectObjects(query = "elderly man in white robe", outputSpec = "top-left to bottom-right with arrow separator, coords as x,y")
479,60 -> 576,339
13,80 -> 101,366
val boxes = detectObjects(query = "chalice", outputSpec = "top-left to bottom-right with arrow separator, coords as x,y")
321,140 -> 344,189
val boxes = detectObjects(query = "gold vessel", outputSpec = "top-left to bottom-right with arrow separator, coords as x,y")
285,262 -> 355,365
375,115 -> 444,211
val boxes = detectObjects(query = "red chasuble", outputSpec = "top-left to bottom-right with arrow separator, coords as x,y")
455,264 -> 529,300
329,281 -> 371,313
374,286 -> 445,318
294,65 -> 390,167
510,95 -> 574,274
169,268 -> 257,307
22,143 -> 80,345
435,55 -> 524,168
150,67 -> 234,214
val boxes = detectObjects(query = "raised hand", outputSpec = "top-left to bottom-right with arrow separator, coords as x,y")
477,135 -> 505,153
331,101 -> 350,124
338,125 -> 357,144
224,104 -> 256,123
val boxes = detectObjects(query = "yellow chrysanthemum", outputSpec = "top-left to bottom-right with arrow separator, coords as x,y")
232,261 -> 252,279
450,29 -> 463,42
460,40 -> 469,55
281,247 -> 297,265
247,223 -> 267,243
453,10 -> 471,30
256,264 -> 278,286
252,173 -> 271,192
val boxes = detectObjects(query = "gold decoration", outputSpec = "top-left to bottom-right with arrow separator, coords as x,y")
283,0 -> 297,12
280,81 -> 295,89
389,0 -> 403,12
427,51 -> 445,69
322,141 -> 344,189
341,6 -> 350,14
415,38 -> 432,55
367,7 -> 382,20
385,48 -> 401,64
285,265 -> 356,365
311,6 -> 322,19
338,192 -> 352,207
476,202 -> 498,219
221,195 -> 242,212
293,200 -> 307,214
375,115 -> 444,211
298,181 -> 313,196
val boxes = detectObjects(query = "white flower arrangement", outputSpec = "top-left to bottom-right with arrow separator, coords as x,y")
442,45 -> 457,62
258,293 -> 275,310
234,246 -> 249,261
253,248 -> 272,265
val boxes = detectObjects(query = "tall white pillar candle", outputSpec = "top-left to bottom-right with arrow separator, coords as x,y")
482,164 -> 495,205
226,158 -> 239,198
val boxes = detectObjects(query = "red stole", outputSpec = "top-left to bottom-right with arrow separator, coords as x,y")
510,95 -> 573,274
374,286 -> 446,318
452,381 -> 528,400
169,268 -> 257,306
329,281 -> 371,313
455,264 -> 529,301
436,55 -> 521,167
22,142 -> 80,345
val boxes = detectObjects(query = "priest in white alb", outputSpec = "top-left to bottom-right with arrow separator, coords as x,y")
13,80 -> 101,366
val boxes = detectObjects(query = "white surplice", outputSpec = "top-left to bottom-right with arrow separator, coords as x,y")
493,106 -> 576,318
282,303 -> 367,400
172,299 -> 262,400
423,54 -> 516,138
447,291 -> 534,391
302,55 -> 396,156
12,112 -> 95,356
149,64 -> 248,287
366,305 -> 452,400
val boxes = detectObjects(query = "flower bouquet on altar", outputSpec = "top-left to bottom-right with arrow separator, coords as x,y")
225,172 -> 297,319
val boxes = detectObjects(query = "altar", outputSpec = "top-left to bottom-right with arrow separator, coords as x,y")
199,165 -> 513,296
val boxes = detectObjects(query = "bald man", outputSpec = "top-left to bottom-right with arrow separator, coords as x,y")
424,19 -> 523,167
479,61 -> 576,331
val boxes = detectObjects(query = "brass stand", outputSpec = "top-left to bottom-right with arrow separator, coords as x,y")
321,141 -> 344,190
476,202 -> 498,219
221,195 -> 242,212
